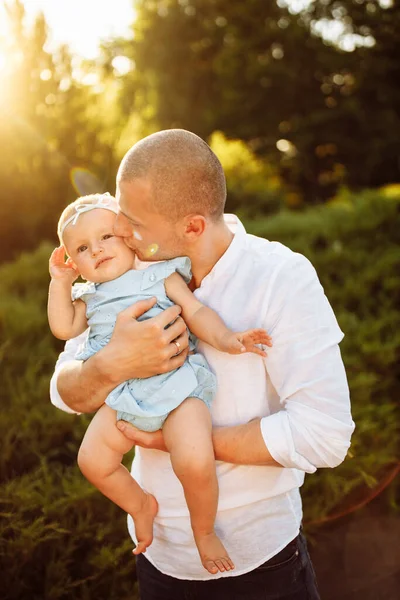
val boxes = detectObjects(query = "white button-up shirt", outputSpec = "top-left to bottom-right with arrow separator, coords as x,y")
50,215 -> 354,580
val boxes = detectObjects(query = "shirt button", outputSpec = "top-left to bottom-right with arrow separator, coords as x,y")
149,273 -> 156,282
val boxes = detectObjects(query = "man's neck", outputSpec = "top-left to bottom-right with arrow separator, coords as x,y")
188,222 -> 234,290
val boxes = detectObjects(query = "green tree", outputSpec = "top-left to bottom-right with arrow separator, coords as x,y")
0,1 -> 119,263
127,0 -> 334,139
306,0 -> 400,189
118,0 -> 399,203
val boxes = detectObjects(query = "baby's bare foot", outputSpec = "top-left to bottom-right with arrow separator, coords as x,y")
194,531 -> 235,574
131,493 -> 158,555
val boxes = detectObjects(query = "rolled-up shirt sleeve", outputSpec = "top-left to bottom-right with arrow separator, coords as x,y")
49,331 -> 88,414
260,254 -> 355,473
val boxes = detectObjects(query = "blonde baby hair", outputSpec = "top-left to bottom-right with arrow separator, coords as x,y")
57,193 -> 118,245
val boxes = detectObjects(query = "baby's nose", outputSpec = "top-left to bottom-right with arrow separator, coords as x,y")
91,245 -> 104,256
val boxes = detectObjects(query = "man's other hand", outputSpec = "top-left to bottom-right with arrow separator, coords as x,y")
116,420 -> 167,452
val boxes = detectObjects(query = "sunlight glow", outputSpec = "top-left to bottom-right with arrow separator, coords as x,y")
0,44 -> 10,107
144,244 -> 159,258
276,139 -> 297,157
112,55 -> 135,76
10,0 -> 136,58
70,167 -> 105,196
1,0 -> 389,62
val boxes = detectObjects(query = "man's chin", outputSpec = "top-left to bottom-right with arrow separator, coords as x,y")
137,254 -> 160,263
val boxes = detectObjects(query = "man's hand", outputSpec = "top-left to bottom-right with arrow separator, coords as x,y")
116,420 -> 167,451
99,297 -> 189,386
56,297 -> 189,413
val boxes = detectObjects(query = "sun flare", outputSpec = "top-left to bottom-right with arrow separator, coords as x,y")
8,0 -> 136,59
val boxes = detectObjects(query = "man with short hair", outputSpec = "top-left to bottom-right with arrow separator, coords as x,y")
51,129 -> 354,599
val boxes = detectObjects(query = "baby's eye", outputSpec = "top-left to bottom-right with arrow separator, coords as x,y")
102,233 -> 114,240
77,245 -> 87,253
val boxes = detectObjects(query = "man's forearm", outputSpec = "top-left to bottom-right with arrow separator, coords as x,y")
57,352 -> 119,413
116,417 -> 283,466
212,419 -> 282,467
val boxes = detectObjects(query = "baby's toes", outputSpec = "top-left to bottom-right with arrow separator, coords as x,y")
204,560 -> 219,574
132,541 -> 148,555
214,559 -> 227,572
224,557 -> 235,570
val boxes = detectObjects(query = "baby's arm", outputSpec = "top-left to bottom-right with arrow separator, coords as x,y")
48,246 -> 88,340
165,273 -> 272,356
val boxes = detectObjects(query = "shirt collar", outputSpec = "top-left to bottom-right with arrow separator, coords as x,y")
197,214 -> 246,290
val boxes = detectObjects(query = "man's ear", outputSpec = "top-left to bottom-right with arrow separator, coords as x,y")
182,215 -> 206,240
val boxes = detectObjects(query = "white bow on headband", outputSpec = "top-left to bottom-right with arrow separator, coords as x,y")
60,193 -> 119,239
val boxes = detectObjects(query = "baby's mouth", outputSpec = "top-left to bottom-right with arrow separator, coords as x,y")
95,256 -> 113,269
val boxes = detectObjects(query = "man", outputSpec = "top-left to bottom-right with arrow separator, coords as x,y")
51,129 -> 354,599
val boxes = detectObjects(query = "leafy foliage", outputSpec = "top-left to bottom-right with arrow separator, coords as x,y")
118,0 -> 400,201
210,131 -> 285,216
1,1 -> 399,267
0,1 -> 120,264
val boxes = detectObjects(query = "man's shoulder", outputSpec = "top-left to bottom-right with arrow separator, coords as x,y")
243,234 -> 299,269
237,234 -> 315,292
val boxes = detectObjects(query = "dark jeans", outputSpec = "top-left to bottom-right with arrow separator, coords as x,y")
136,531 -> 320,600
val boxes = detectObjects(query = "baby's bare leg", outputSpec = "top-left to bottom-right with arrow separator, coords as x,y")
78,404 -> 158,555
163,398 -> 235,574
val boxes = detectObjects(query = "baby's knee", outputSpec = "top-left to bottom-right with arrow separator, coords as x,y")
173,453 -> 216,485
77,444 -> 97,480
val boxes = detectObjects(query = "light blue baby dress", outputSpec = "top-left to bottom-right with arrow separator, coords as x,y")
72,257 -> 216,432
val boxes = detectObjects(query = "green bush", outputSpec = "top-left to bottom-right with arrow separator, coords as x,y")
0,189 -> 399,597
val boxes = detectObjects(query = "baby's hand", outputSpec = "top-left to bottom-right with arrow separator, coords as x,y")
221,329 -> 272,357
49,246 -> 79,283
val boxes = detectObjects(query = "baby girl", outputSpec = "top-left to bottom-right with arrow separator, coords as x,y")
48,193 -> 272,574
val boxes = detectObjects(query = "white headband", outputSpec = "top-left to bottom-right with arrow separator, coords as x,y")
60,193 -> 118,240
